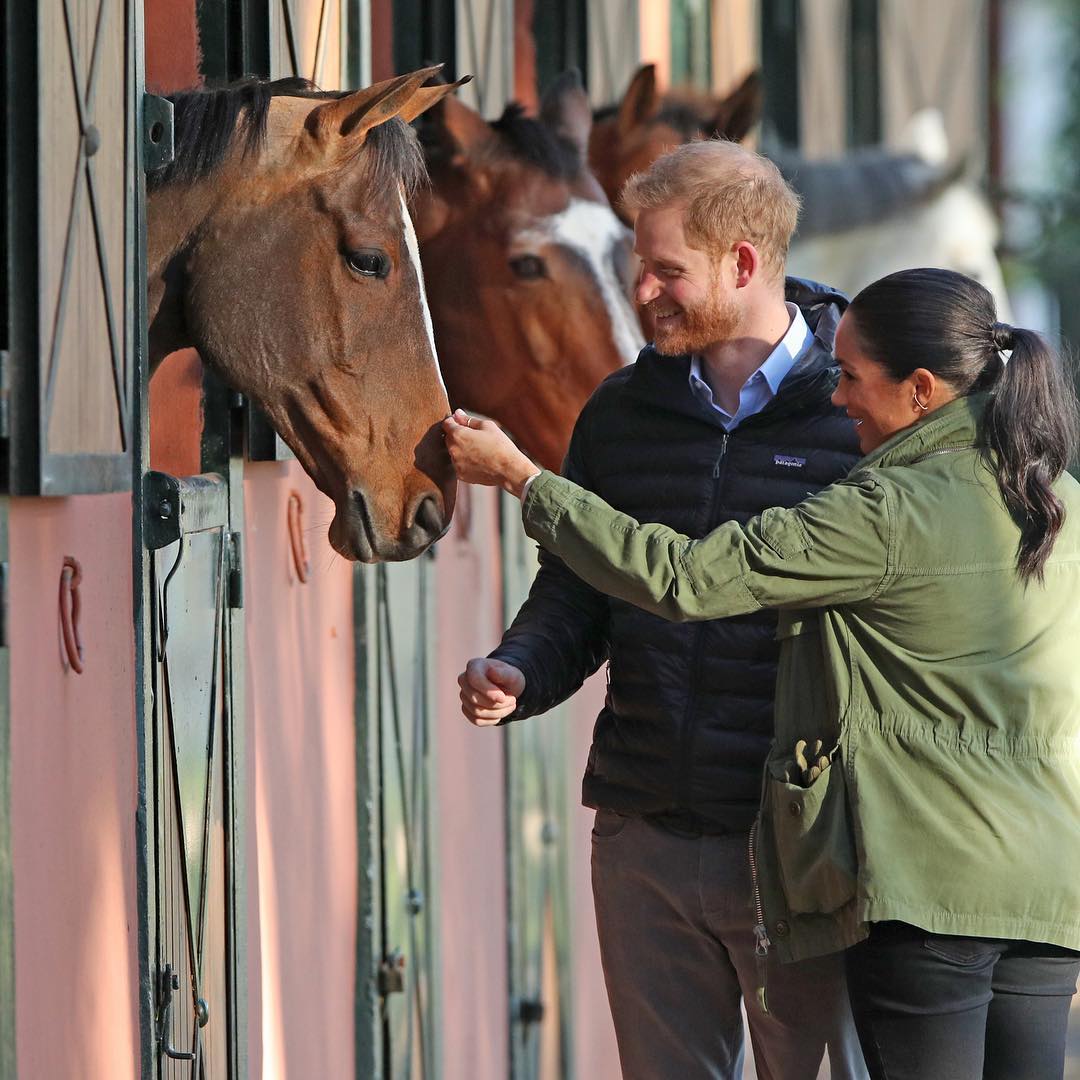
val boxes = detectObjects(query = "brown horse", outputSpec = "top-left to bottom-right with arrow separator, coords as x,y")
146,67 -> 463,562
412,72 -> 643,472
588,65 -> 762,219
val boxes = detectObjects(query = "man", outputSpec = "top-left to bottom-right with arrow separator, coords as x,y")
457,141 -> 866,1080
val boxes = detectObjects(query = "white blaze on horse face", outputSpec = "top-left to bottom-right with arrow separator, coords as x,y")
537,198 -> 644,365
399,190 -> 447,394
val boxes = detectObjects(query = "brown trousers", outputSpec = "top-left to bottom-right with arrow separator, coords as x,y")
591,810 -> 868,1080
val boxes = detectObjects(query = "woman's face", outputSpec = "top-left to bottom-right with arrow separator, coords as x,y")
831,312 -> 925,454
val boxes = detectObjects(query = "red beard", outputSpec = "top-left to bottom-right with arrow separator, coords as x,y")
647,289 -> 743,357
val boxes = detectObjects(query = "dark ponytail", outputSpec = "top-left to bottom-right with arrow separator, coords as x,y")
984,326 -> 1079,580
847,268 -> 1080,583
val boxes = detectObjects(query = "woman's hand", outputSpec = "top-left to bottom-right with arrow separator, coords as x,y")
442,409 -> 541,498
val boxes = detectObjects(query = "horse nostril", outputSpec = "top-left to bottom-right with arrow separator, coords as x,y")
412,494 -> 444,536
349,487 -> 376,542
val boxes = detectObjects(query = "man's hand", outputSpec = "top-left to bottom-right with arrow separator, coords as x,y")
442,410 -> 540,497
458,658 -> 526,726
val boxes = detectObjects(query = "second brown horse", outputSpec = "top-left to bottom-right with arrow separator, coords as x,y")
414,72 -> 644,472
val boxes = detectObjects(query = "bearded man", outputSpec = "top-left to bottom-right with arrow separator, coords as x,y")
457,141 -> 866,1080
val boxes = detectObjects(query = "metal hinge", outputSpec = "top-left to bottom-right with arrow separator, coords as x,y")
226,531 -> 243,609
142,94 -> 175,173
0,350 -> 10,439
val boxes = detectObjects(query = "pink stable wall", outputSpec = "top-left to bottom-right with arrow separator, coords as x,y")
10,494 -> 140,1079
433,486 -> 509,1079
242,463 -> 358,1078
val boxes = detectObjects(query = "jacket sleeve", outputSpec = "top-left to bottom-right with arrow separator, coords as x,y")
488,401 -> 611,721
521,469 -> 893,622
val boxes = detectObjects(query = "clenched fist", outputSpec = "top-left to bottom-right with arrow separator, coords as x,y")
457,657 -> 526,726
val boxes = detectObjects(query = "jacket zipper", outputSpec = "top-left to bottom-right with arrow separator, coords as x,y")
748,816 -> 771,1013
673,433 -> 730,808
711,433 -> 730,478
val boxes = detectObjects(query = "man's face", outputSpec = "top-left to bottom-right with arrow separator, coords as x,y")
633,205 -> 742,356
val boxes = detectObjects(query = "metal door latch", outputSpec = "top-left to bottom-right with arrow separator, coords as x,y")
377,949 -> 406,996
516,997 -> 545,1025
156,963 -> 195,1061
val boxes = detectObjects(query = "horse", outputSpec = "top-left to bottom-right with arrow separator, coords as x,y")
588,64 -> 762,220
593,65 -> 1011,318
775,110 -> 1013,318
146,67 -> 464,562
411,71 -> 644,472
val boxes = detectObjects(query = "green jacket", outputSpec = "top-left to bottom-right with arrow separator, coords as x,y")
521,393 -> 1080,962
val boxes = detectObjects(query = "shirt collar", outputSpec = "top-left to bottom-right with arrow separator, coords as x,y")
760,302 -> 813,393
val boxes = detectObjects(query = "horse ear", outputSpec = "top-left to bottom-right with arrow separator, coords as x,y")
540,68 -> 592,161
397,75 -> 473,123
306,64 -> 446,144
616,64 -> 659,137
707,69 -> 762,143
426,94 -> 492,155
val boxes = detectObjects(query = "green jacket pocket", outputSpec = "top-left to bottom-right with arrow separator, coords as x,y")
767,755 -> 857,916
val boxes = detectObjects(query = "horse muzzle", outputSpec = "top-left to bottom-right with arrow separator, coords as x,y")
330,485 -> 452,563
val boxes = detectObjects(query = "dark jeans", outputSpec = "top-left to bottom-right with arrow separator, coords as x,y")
846,921 -> 1080,1080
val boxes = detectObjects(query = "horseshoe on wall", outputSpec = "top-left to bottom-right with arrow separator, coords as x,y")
59,555 -> 85,674
287,491 -> 311,584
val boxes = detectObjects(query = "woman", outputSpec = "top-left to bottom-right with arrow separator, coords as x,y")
444,268 -> 1080,1079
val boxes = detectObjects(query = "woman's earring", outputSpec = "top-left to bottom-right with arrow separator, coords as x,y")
912,391 -> 929,413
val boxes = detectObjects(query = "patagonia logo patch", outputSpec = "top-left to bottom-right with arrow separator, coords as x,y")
774,454 -> 806,468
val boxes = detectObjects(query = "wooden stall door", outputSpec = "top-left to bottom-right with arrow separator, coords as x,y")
586,0 -> 641,107
145,472 -> 241,1078
5,0 -> 136,496
501,494 -> 575,1080
456,0 -> 513,118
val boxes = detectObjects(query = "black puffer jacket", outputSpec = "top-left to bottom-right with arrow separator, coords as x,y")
491,279 -> 860,833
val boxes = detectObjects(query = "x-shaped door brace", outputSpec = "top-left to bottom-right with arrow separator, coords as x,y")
46,0 -> 128,451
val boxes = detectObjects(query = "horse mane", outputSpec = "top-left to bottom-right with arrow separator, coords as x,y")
487,104 -> 582,179
655,101 -> 714,139
147,77 -> 426,198
590,98 -> 720,140
771,146 -> 962,238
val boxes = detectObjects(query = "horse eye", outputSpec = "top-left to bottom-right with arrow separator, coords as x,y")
346,250 -> 390,279
509,254 -> 546,280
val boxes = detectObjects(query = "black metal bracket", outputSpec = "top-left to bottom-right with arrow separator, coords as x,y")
155,963 -> 195,1061
515,997 -> 545,1026
142,94 -> 175,173
0,562 -> 7,648
144,471 -> 228,550
226,530 -> 243,609
0,352 -> 10,441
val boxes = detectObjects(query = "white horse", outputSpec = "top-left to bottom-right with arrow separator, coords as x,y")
778,110 -> 1012,318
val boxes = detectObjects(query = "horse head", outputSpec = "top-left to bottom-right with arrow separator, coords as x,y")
412,71 -> 643,472
779,110 -> 1013,318
589,64 -> 762,219
147,68 -> 466,562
